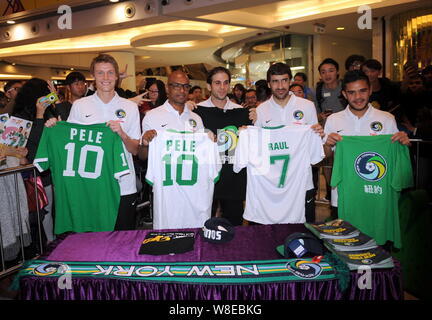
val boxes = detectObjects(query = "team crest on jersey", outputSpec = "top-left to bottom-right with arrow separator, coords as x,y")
217,125 -> 238,153
285,260 -> 323,279
115,109 -> 126,118
354,152 -> 387,182
188,119 -> 197,128
293,110 -> 304,121
370,121 -> 383,132
33,263 -> 67,276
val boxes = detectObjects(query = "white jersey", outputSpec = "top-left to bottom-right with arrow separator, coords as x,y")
255,92 -> 320,190
146,130 -> 222,230
142,100 -> 204,132
324,104 -> 399,206
67,92 -> 141,195
234,126 -> 324,224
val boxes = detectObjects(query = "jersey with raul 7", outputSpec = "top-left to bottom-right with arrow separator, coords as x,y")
33,121 -> 130,234
331,135 -> 413,248
234,125 -> 324,224
145,130 -> 222,230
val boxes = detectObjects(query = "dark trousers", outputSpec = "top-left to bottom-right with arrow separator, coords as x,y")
219,199 -> 244,226
114,193 -> 138,230
305,188 -> 316,223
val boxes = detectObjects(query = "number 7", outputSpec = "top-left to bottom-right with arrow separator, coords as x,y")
270,154 -> 290,188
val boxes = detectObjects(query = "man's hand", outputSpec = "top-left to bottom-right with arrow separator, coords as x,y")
311,123 -> 325,138
325,132 -> 342,148
185,100 -> 197,110
249,108 -> 257,124
206,130 -> 217,142
106,120 -> 127,138
45,116 -> 61,127
391,131 -> 411,146
129,92 -> 150,105
141,129 -> 157,146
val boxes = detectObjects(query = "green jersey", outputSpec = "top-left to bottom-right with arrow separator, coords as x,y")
331,135 -> 413,248
34,122 -> 130,234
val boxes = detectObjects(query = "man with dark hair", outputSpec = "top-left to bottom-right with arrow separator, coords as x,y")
193,66 -> 253,226
252,62 -> 324,223
316,58 -> 344,119
293,72 -> 315,103
243,89 -> 257,109
189,85 -> 203,104
345,54 -> 366,71
361,59 -> 400,111
46,71 -> 87,121
324,70 -> 410,218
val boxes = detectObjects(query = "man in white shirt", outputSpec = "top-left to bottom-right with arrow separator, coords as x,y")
139,70 -> 204,155
67,53 -> 141,230
324,70 -> 410,216
251,62 -> 324,223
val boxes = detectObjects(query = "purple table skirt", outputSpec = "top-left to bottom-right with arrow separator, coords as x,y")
19,224 -> 403,300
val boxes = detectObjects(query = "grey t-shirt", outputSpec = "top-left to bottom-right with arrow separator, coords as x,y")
319,82 -> 345,114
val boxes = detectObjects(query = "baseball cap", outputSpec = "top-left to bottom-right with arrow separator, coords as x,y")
276,233 -> 324,258
139,231 -> 195,255
200,217 -> 235,243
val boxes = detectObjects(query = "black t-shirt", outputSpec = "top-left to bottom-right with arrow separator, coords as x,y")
369,78 -> 400,111
193,106 -> 252,200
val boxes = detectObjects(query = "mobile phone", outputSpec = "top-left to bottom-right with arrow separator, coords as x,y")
39,92 -> 59,107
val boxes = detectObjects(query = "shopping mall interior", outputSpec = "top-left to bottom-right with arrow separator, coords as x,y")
0,0 -> 431,302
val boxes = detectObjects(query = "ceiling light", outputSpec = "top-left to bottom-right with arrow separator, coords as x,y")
0,74 -> 32,79
109,0 -> 119,3
336,27 -> 345,30
6,20 -> 15,24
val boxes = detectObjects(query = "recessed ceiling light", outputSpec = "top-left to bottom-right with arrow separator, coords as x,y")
109,0 -> 119,3
6,20 -> 15,24
336,27 -> 345,31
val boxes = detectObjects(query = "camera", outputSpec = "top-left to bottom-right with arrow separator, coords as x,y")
161,0 -> 170,6
38,92 -> 59,107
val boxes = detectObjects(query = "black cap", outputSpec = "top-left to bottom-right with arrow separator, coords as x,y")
200,217 -> 235,243
276,233 -> 324,258
65,71 -> 85,85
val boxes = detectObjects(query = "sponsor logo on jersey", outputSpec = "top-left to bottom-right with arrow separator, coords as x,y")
370,121 -> 383,132
354,152 -> 387,182
293,110 -> 304,121
285,260 -> 323,279
188,119 -> 197,128
115,109 -> 126,118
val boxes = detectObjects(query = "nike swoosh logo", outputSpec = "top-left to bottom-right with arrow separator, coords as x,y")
161,124 -> 168,127
336,130 -> 343,133
265,120 -> 271,123
85,114 -> 92,118
306,198 -> 313,203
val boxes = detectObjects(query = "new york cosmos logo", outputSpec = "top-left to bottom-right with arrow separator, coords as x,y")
354,152 -> 387,182
115,109 -> 126,118
33,263 -> 67,276
286,260 -> 323,279
370,121 -> 383,132
188,119 -> 197,128
217,125 -> 238,154
293,110 -> 304,121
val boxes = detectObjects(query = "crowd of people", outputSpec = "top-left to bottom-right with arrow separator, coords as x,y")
0,53 -> 431,262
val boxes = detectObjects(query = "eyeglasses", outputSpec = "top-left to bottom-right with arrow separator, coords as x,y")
168,82 -> 191,91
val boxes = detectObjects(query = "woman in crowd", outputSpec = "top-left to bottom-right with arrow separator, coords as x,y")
12,78 -> 56,245
138,80 -> 167,120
